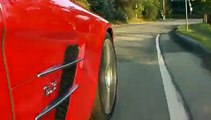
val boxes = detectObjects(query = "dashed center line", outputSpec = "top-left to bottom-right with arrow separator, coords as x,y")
156,34 -> 189,120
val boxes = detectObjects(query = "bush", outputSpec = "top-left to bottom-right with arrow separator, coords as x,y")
75,0 -> 90,9
112,9 -> 127,23
143,1 -> 160,20
87,0 -> 127,22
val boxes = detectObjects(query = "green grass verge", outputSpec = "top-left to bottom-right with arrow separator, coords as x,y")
177,23 -> 211,50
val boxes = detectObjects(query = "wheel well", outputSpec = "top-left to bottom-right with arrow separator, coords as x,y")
107,28 -> 114,42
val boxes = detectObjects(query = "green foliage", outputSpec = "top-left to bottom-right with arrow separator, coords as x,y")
115,0 -> 145,19
165,0 -> 172,18
87,0 -> 126,22
142,0 -> 160,20
75,0 -> 90,9
112,9 -> 127,23
136,3 -> 145,18
177,23 -> 211,50
181,0 -> 211,15
203,0 -> 211,13
75,0 -> 163,22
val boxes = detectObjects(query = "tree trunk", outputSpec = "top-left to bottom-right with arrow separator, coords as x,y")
203,14 -> 207,23
208,14 -> 211,25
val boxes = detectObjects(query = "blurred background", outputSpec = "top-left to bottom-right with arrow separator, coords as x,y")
75,0 -> 211,24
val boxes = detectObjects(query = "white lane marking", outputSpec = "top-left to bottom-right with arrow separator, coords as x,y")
156,34 -> 189,120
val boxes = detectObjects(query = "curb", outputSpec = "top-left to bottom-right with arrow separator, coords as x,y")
171,29 -> 211,56
171,29 -> 211,71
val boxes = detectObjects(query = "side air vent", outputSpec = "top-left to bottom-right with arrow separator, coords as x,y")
35,45 -> 80,120
56,45 -> 79,120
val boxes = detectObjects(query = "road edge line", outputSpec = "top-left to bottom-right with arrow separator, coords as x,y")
156,34 -> 189,120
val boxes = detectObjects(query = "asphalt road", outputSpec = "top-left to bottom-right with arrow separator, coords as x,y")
111,19 -> 211,120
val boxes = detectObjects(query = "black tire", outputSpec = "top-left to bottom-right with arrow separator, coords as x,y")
90,33 -> 118,120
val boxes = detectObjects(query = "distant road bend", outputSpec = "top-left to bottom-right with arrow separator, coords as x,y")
111,19 -> 211,120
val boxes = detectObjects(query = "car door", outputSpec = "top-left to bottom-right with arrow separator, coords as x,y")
2,0 -> 80,119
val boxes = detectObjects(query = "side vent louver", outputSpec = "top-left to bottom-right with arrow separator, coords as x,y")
56,45 -> 79,120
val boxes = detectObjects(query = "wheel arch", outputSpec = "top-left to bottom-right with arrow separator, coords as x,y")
107,27 -> 114,42
65,22 -> 114,120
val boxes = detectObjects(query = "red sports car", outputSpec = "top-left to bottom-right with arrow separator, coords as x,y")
0,0 -> 118,120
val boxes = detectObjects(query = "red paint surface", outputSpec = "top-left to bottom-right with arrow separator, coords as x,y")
0,6 -> 13,120
0,0 -> 112,119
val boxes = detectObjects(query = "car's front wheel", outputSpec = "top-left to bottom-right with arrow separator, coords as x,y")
90,33 -> 118,120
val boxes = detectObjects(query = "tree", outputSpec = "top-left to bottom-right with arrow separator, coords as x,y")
203,0 -> 211,13
75,0 -> 90,9
87,0 -> 126,22
161,0 -> 172,18
75,0 -> 161,21
115,0 -> 144,19
143,0 -> 160,20
191,0 -> 211,15
201,0 -> 211,24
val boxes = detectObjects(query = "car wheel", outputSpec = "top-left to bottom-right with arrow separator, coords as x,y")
90,33 -> 118,120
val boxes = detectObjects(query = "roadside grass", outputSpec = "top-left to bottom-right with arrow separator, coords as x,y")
177,23 -> 211,50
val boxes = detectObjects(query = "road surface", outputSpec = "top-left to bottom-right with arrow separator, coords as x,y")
111,19 -> 211,120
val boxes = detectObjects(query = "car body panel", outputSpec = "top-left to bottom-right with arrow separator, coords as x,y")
0,7 -> 13,120
0,0 -> 112,120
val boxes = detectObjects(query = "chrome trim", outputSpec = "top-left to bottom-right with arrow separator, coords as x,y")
35,84 -> 78,120
44,81 -> 57,96
37,58 -> 84,78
